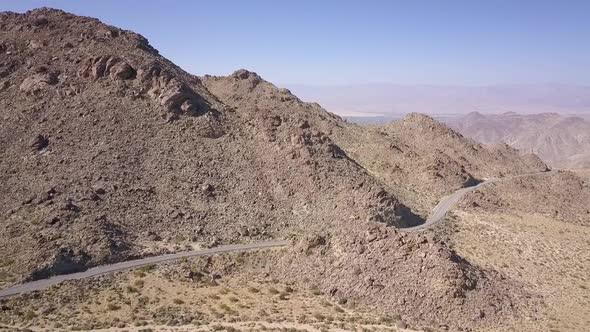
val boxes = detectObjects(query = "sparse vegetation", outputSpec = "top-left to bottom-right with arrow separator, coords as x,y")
313,313 -> 326,321
0,259 -> 14,268
126,285 -> 138,293
310,285 -> 322,296
138,264 -> 156,273
23,310 -> 36,321
106,303 -> 121,311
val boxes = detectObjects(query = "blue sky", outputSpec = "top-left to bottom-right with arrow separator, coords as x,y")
3,0 -> 590,86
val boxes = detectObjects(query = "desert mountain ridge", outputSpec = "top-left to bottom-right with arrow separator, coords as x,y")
447,111 -> 590,169
1,7 -> 588,332
287,83 -> 590,116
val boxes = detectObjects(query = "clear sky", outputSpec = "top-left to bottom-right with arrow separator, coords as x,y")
3,0 -> 590,86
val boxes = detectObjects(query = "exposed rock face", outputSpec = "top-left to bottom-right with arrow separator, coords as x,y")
79,55 -> 136,81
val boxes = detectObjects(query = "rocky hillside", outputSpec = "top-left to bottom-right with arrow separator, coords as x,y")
0,8 -> 549,330
326,113 -> 548,214
447,112 -> 590,169
202,75 -> 549,216
460,170 -> 590,225
0,7 -> 405,280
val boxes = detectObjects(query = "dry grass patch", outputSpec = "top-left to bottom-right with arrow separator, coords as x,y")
448,210 -> 590,332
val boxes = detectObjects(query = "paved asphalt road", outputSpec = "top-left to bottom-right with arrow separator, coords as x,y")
0,171 -> 551,298
402,180 -> 495,232
403,171 -> 554,232
0,240 -> 289,299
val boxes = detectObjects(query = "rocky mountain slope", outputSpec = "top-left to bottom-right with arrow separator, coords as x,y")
0,7 -> 405,281
460,170 -> 590,225
447,112 -> 590,169
202,74 -> 548,216
0,8 -> 553,331
327,113 -> 547,214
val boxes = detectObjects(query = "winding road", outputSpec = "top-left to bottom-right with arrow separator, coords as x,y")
403,170 -> 554,232
0,240 -> 289,299
402,179 -> 496,232
0,171 -> 550,298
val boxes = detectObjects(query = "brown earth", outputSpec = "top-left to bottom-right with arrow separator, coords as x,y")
441,211 -> 590,332
0,7 -> 561,331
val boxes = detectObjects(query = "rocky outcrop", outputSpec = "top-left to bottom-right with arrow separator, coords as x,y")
19,71 -> 58,94
77,56 -> 209,116
28,248 -> 90,280
276,222 -> 536,329
79,55 -> 136,81
138,62 -> 205,115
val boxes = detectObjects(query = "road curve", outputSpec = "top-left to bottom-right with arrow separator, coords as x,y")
0,240 -> 289,299
402,180 -> 495,232
402,170 -> 555,232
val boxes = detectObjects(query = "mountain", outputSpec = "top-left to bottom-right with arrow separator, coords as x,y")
447,112 -> 590,169
326,113 -> 547,216
287,83 -> 590,116
0,8 -> 410,283
0,8 -> 585,332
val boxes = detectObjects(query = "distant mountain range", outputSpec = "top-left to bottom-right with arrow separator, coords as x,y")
446,112 -> 590,169
287,83 -> 590,116
288,84 -> 590,170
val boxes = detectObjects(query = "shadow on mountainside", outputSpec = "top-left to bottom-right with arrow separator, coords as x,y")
393,205 -> 426,228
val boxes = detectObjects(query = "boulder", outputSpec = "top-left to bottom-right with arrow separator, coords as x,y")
28,248 -> 90,280
79,55 -> 135,81
19,72 -> 58,94
31,16 -> 49,27
109,61 -> 136,80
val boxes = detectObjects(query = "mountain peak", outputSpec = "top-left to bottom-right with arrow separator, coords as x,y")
230,69 -> 262,80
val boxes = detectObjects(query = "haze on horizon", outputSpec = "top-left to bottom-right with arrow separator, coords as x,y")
4,0 -> 590,115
